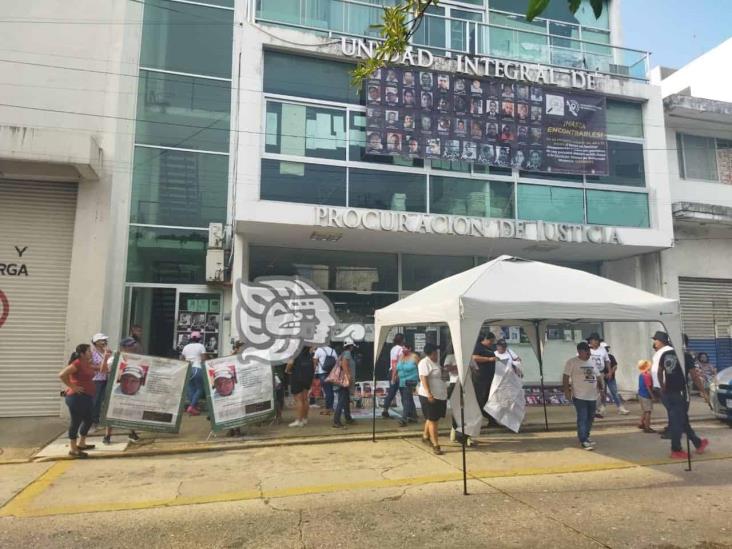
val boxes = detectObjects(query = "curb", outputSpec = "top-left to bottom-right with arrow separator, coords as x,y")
28,414 -> 721,463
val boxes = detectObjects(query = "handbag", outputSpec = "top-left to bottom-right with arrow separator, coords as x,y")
326,363 -> 350,388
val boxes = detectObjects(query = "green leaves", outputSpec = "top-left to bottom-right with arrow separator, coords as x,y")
527,0 -> 551,22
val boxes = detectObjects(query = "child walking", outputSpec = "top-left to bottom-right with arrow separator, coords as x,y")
637,359 -> 655,433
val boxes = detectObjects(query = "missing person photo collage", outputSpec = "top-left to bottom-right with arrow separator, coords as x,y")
365,67 -> 547,169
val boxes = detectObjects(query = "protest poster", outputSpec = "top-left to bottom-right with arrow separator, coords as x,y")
101,352 -> 189,433
203,355 -> 275,431
364,66 -> 607,176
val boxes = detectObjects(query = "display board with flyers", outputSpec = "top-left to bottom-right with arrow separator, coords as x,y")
364,66 -> 608,175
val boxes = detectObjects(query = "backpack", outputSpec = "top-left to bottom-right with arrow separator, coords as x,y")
322,348 -> 337,373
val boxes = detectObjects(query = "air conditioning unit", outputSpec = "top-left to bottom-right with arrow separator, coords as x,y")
208,223 -> 224,249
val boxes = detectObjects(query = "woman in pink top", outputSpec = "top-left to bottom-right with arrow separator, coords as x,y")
59,344 -> 98,458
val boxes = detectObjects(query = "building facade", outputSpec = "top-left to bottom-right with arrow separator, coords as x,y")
0,0 -> 679,416
653,38 -> 732,370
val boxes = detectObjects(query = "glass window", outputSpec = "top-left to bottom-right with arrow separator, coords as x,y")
349,168 -> 426,212
249,246 -> 398,292
586,141 -> 645,187
265,101 -> 346,160
680,134 -> 718,181
430,176 -> 514,218
140,0 -> 233,78
348,111 -> 424,168
136,70 -> 231,152
607,100 -> 643,138
264,51 -> 360,105
491,0 -> 608,28
127,227 -> 208,283
411,5 -> 447,53
586,190 -> 649,228
260,159 -> 346,206
517,184 -> 584,223
488,13 -> 549,64
549,21 -> 580,49
402,254 -> 475,291
130,147 -> 228,226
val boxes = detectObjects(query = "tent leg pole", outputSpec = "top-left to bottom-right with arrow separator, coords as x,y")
535,322 -> 549,432
460,380 -> 468,496
372,360 -> 377,443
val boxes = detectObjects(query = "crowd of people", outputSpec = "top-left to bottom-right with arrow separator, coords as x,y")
57,323 -> 715,460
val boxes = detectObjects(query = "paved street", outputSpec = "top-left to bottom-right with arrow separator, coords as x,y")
1,420 -> 730,548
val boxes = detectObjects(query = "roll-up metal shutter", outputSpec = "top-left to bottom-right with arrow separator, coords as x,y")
678,277 -> 732,371
0,180 -> 77,416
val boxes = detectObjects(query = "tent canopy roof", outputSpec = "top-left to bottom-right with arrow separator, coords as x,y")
375,255 -> 678,327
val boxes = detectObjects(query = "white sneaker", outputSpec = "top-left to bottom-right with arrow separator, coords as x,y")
581,441 -> 595,451
450,428 -> 456,442
288,420 -> 303,428
618,406 -> 630,415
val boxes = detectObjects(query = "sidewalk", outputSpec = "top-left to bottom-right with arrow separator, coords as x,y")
0,397 -> 718,463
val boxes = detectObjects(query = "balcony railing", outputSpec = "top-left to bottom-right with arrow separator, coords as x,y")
253,0 -> 650,80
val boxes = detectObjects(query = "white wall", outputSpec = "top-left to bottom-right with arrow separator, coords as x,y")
0,1 -> 142,355
655,38 -> 732,102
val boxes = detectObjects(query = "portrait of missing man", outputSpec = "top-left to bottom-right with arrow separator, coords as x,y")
368,68 -> 381,81
191,313 -> 206,330
420,114 -> 433,132
419,71 -> 433,88
454,78 -> 466,94
386,132 -> 403,153
487,100 -> 499,118
501,82 -> 515,99
366,131 -> 383,153
530,127 -> 543,145
455,118 -> 468,136
385,86 -> 399,106
485,122 -> 499,140
496,145 -> 512,167
516,103 -> 529,122
516,85 -> 529,101
205,334 -> 218,353
403,113 -> 415,131
385,110 -> 399,128
421,91 -> 433,109
511,147 -> 527,169
210,365 -> 238,399
470,120 -> 483,139
530,86 -> 543,102
454,95 -> 467,114
501,101 -> 515,118
367,85 -> 381,103
205,314 -> 219,331
436,94 -> 450,112
478,144 -> 495,164
530,105 -> 542,123
461,141 -> 477,161
403,88 -> 416,107
437,73 -> 450,91
527,149 -> 543,170
443,139 -> 460,160
470,96 -> 483,115
500,123 -> 516,143
403,70 -> 415,87
176,333 -> 190,350
486,80 -> 500,98
470,79 -> 483,95
114,363 -> 148,396
404,135 -> 420,157
545,94 -> 565,116
437,116 -> 451,134
425,138 -> 441,157
517,125 -> 529,143
177,312 -> 192,330
385,69 -> 399,83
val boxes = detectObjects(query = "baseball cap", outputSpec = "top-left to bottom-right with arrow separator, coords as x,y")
343,337 -> 359,348
651,330 -> 669,343
213,367 -> 234,381
121,364 -> 144,379
120,337 -> 137,348
190,331 -> 202,339
92,333 -> 109,343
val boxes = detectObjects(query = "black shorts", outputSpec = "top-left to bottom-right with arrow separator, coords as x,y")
290,375 -> 313,395
419,396 -> 447,421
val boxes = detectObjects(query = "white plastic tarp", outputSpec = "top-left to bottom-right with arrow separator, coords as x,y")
484,359 -> 526,433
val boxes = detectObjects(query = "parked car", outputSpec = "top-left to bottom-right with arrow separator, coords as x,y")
709,368 -> 732,425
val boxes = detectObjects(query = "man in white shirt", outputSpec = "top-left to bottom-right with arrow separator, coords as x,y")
313,344 -> 337,414
563,341 -> 601,450
382,334 -> 405,418
587,333 -> 610,418
180,332 -> 207,416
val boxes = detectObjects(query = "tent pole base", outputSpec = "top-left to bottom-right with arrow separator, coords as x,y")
460,380 -> 468,496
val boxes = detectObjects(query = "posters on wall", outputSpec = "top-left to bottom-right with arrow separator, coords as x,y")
364,66 -> 607,175
102,352 -> 189,433
717,145 -> 732,185
203,355 -> 275,431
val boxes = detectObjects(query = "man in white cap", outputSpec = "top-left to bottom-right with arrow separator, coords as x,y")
213,367 -> 236,398
90,333 -> 112,426
116,364 -> 144,396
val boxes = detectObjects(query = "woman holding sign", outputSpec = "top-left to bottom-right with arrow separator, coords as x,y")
59,344 -> 101,458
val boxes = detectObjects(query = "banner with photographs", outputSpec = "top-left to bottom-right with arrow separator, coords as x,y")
364,67 -> 608,175
203,355 -> 275,431
101,352 -> 189,433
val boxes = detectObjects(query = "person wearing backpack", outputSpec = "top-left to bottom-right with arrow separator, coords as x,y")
314,343 -> 337,415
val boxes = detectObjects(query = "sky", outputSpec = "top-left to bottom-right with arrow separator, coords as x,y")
620,0 -> 732,69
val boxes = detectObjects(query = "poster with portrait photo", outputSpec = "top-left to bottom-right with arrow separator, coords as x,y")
191,312 -> 206,330
102,352 -> 189,433
454,117 -> 468,137
517,125 -> 529,144
386,132 -> 403,153
485,121 -> 500,141
203,355 -> 275,431
366,83 -> 381,104
176,332 -> 190,351
403,112 -> 416,131
443,139 -> 460,160
385,68 -> 399,84
477,143 -> 495,164
367,107 -> 384,128
384,86 -> 399,106
403,88 -> 417,108
420,114 -> 433,133
516,102 -> 530,123
385,109 -> 400,129
418,71 -> 434,89
205,314 -> 219,331
177,312 -> 192,330
470,119 -> 483,140
366,131 -> 384,154
425,137 -> 441,158
403,70 -> 416,87
436,93 -> 451,113
454,78 -> 467,95
461,141 -> 477,161
453,95 -> 468,114
403,135 -> 420,158
205,333 -> 218,353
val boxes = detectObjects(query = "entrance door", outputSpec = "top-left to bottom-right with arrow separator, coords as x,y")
127,287 -> 177,358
